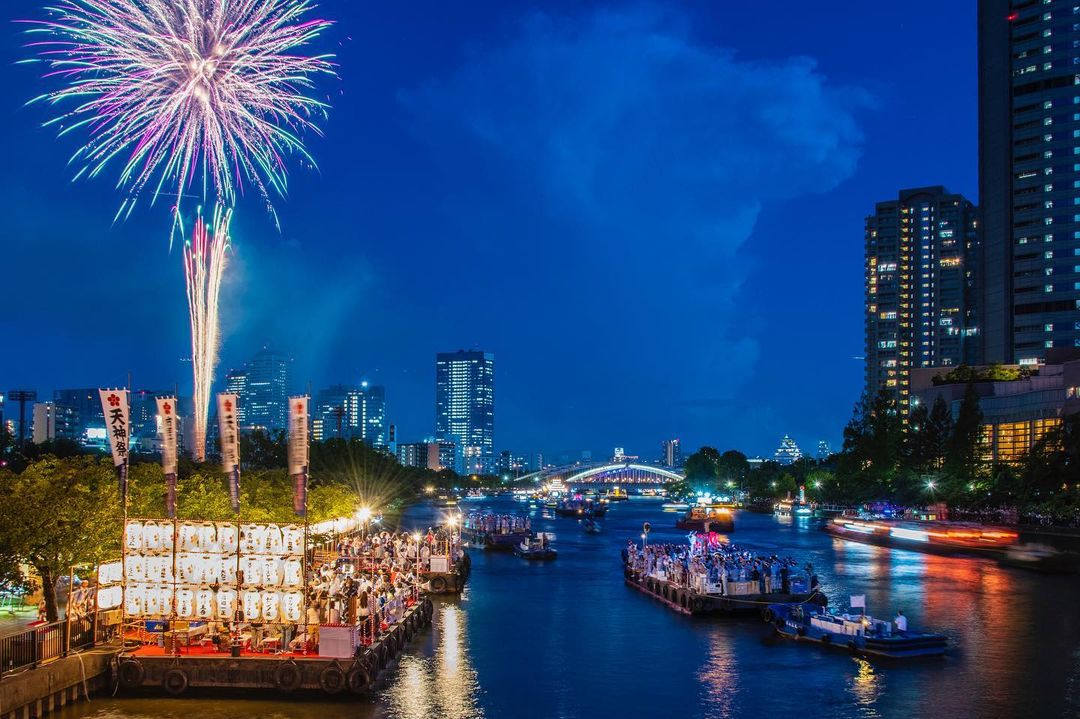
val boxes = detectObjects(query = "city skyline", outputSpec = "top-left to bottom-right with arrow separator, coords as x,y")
0,1 -> 977,458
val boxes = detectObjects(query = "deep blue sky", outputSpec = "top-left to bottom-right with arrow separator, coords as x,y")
0,1 -> 976,461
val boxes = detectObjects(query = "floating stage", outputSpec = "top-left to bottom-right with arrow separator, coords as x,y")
113,598 -> 434,697
623,566 -> 826,616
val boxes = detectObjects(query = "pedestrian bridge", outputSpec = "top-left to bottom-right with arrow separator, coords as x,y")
523,462 -> 683,486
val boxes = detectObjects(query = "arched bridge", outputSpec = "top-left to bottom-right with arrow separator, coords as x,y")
522,462 -> 683,486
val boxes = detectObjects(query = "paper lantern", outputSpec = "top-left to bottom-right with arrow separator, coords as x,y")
217,588 -> 237,619
218,524 -> 238,553
283,559 -> 303,587
282,592 -> 302,623
98,561 -> 123,586
283,525 -> 304,555
196,589 -> 215,619
125,521 -> 143,552
241,556 -> 263,586
124,585 -> 144,616
144,522 -> 163,552
176,589 -> 194,618
262,591 -> 280,622
262,558 -> 282,586
198,522 -> 218,552
97,585 -> 123,610
126,556 -> 146,582
240,524 -> 265,554
264,524 -> 283,555
179,522 -> 200,551
242,590 -> 261,621
178,554 -> 199,584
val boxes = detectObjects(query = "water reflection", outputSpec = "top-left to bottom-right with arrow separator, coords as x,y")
379,602 -> 483,719
846,657 -> 884,717
698,628 -> 739,717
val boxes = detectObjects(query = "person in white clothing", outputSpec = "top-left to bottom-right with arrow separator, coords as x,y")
895,610 -> 908,632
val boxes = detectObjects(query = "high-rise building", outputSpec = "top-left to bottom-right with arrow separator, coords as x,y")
397,440 -> 455,471
660,438 -> 682,468
774,435 -> 803,466
312,381 -> 387,446
31,402 -> 74,444
435,350 -> 494,473
817,440 -> 832,459
227,347 -> 289,432
979,1 -> 1080,365
865,187 -> 980,412
53,388 -> 105,447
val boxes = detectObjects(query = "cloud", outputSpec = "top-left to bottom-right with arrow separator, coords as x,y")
399,6 -> 870,447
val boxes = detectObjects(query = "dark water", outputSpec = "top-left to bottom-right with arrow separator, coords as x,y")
55,498 -> 1080,719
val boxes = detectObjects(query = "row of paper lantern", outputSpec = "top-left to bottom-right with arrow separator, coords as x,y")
125,521 -> 306,556
98,561 -> 123,586
124,585 -> 303,622
310,517 -> 359,536
97,585 -> 123,610
124,554 -> 303,587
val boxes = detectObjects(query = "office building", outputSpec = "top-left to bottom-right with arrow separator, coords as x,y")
225,347 -> 290,433
865,187 -> 980,412
660,438 -> 682,468
912,348 -> 1080,463
979,1 -> 1080,364
397,440 -> 455,471
435,350 -> 494,473
53,388 -> 105,447
31,402 -> 75,444
312,381 -> 387,446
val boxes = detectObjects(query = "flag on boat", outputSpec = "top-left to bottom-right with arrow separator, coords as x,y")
288,396 -> 310,517
850,594 -> 866,609
98,389 -> 130,499
156,397 -> 179,518
217,393 -> 241,513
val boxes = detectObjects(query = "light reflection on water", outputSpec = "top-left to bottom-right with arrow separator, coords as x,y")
379,603 -> 483,719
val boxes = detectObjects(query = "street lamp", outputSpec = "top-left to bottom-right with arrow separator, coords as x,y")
926,480 -> 936,491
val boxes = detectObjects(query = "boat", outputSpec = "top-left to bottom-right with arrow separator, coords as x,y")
606,486 -> 629,501
514,534 -> 557,560
998,543 -> 1080,574
675,505 -> 734,532
583,518 -> 602,535
824,517 -> 1018,557
766,602 -> 947,659
554,498 -> 607,518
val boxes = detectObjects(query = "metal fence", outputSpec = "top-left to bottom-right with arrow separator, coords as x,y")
0,612 -> 103,677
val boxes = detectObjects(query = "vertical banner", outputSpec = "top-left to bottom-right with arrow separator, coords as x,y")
288,396 -> 310,517
99,389 -> 130,499
156,397 -> 179,518
217,393 -> 241,513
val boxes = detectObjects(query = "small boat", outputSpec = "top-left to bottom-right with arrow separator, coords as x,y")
606,486 -> 629,501
675,505 -> 734,532
583,518 -> 602,535
766,603 -> 947,659
998,543 -> 1080,574
514,534 -> 557,560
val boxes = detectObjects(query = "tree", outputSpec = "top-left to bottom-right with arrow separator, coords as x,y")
0,456 -> 121,622
836,391 -> 903,502
945,383 -> 983,488
715,450 -> 750,488
683,447 -> 721,485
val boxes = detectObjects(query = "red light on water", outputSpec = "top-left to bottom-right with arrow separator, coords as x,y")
1007,12 -> 1019,21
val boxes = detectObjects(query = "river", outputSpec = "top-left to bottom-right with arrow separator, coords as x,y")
53,497 -> 1080,719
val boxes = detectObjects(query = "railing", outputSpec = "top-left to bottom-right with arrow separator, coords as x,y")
0,612 -> 108,677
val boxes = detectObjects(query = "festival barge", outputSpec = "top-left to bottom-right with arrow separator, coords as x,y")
113,598 -> 434,697
766,603 -> 948,659
674,506 -> 735,533
824,518 -> 1018,557
622,563 -> 824,616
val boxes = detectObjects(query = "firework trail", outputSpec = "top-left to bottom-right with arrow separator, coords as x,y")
184,206 -> 231,462
27,0 -> 335,224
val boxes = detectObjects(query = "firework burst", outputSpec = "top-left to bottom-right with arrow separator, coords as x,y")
184,205 -> 231,462
27,0 -> 335,224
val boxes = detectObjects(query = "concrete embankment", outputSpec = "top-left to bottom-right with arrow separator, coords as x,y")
0,646 -> 119,719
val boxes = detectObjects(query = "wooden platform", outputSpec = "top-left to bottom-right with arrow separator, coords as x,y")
113,599 -> 434,697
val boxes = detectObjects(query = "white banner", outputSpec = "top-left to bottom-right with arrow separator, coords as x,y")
98,389 -> 130,468
850,594 -> 866,609
156,397 -> 179,475
217,394 -> 240,471
287,396 -> 309,475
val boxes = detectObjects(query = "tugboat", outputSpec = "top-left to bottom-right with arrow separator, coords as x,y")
766,601 -> 947,658
514,533 -> 557,560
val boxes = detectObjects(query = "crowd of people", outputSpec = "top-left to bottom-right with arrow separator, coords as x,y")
624,534 -> 820,597
463,512 -> 531,535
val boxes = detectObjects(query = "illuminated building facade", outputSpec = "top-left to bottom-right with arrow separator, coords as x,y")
979,1 -> 1080,365
912,348 -> 1080,463
865,187 -> 981,412
53,388 -> 106,447
312,381 -> 387,447
397,440 -> 456,471
226,346 -> 290,433
435,350 -> 494,473
773,435 -> 803,466
660,438 -> 682,468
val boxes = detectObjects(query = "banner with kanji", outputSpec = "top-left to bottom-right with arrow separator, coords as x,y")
156,397 -> 179,518
288,396 -> 310,517
98,389 -> 130,497
217,393 -> 241,513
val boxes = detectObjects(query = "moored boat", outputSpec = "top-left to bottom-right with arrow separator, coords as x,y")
514,534 -> 557,560
766,602 -> 948,659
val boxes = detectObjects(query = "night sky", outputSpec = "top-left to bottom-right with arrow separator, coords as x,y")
0,1 -> 976,460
